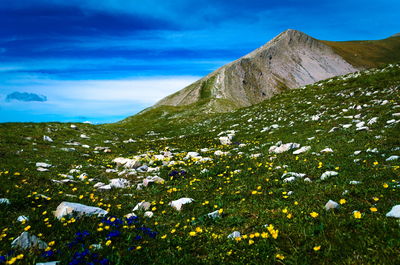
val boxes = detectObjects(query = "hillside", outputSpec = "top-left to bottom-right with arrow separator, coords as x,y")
322,35 -> 400,68
1,63 -> 399,264
150,30 -> 400,115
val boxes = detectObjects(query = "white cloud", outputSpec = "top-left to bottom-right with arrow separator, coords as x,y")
42,76 -> 199,103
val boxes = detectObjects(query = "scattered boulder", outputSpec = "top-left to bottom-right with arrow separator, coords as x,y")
132,201 -> 151,212
269,142 -> 300,154
320,148 -> 333,153
17,216 -> 29,222
36,262 -> 60,265
144,211 -> 154,218
53,202 -> 108,219
386,155 -> 399,161
11,232 -> 48,250
169,198 -> 194,211
386,205 -> 400,218
219,136 -> 231,145
227,231 -> 241,239
109,178 -> 130,189
36,162 -> 52,168
293,146 -> 311,155
207,210 -> 222,219
320,171 -> 338,180
43,135 -> 53,142
0,198 -> 10,205
325,200 -> 339,211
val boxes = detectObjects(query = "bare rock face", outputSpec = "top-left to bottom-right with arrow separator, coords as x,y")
155,29 -> 358,109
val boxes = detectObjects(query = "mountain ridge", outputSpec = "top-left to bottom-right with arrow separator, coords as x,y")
148,29 -> 400,115
154,29 -> 358,110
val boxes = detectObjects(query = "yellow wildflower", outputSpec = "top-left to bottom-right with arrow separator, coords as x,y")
310,212 -> 319,218
353,211 -> 362,219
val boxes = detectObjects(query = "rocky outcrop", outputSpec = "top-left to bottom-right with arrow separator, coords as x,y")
155,29 -> 358,109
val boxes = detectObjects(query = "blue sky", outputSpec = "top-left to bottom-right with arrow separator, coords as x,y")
0,0 -> 399,123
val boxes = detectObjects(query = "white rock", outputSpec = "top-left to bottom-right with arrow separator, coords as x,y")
97,184 -> 112,191
320,148 -> 333,153
293,146 -> 311,154
17,215 -> 29,222
92,181 -> 106,187
367,117 -> 378,125
11,232 -> 48,250
214,150 -> 229,156
53,202 -> 108,219
386,155 -> 399,161
354,151 -> 362,155
112,157 -> 141,169
124,213 -> 137,218
283,177 -> 296,183
219,136 -> 231,145
36,262 -> 60,265
186,152 -> 199,158
304,178 -> 312,182
269,143 -> 300,154
325,200 -> 339,211
386,119 -> 396,124
109,178 -> 130,189
281,172 -> 306,179
37,167 -> 49,172
320,171 -> 338,180
169,198 -> 194,211
144,211 -> 154,218
80,134 -> 89,139
342,124 -> 352,129
356,126 -> 369,131
43,135 -> 53,142
386,205 -> 400,218
227,231 -> 241,239
132,201 -> 151,212
349,181 -> 361,185
0,198 -> 10,205
207,210 -> 221,219
356,121 -> 365,128
36,162 -> 52,168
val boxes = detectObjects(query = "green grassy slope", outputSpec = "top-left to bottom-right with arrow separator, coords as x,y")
0,63 -> 399,264
322,36 -> 400,69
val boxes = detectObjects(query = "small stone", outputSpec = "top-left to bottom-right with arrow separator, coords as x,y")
386,205 -> 400,218
320,148 -> 333,153
144,211 -> 154,218
43,135 -> 53,142
0,198 -> 10,205
386,155 -> 399,161
36,162 -> 52,168
132,202 -> 151,212
207,210 -> 221,219
169,198 -> 194,211
11,232 -> 48,250
109,178 -> 130,189
325,200 -> 339,211
293,146 -> 311,155
17,216 -> 29,222
320,171 -> 338,180
227,231 -> 241,239
219,136 -> 231,145
54,202 -> 108,219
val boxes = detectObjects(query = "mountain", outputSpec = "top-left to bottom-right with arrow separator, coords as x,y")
151,30 -> 400,112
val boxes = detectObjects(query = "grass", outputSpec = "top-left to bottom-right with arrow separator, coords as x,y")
0,63 -> 399,264
322,36 -> 400,69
